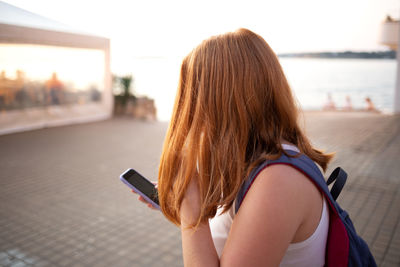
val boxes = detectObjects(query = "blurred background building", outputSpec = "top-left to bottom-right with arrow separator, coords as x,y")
380,15 -> 400,113
0,1 -> 112,135
380,16 -> 400,114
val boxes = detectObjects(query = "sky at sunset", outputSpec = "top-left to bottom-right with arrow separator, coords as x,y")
1,0 -> 399,119
2,0 -> 399,60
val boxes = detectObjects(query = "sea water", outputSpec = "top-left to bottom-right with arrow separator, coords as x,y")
128,57 -> 396,121
280,58 -> 396,113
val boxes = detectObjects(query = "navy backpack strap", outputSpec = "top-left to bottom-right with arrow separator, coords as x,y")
234,151 -> 377,267
235,160 -> 269,213
235,150 -> 338,213
326,167 -> 347,201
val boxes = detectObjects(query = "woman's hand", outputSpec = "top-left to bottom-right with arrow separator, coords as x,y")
131,182 -> 159,210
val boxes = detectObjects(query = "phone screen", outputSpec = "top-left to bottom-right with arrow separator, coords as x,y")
122,169 -> 159,205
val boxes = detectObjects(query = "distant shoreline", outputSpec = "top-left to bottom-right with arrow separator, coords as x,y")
278,50 -> 396,59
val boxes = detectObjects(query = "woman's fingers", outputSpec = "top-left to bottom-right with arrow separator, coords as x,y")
137,195 -> 147,203
134,191 -> 158,210
147,203 -> 158,210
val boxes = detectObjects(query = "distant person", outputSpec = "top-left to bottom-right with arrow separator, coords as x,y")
45,72 -> 65,105
323,93 -> 336,111
365,97 -> 377,112
0,71 -> 8,108
14,70 -> 31,108
134,29 -> 335,266
343,95 -> 353,111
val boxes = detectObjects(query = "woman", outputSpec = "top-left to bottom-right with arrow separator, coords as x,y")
138,28 -> 333,266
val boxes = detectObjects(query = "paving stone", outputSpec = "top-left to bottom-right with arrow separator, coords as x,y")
10,260 -> 29,267
0,113 -> 399,266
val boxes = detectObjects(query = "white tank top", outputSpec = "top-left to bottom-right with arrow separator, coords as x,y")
209,145 -> 329,266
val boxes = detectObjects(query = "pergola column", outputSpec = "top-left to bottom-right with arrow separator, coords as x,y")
380,16 -> 400,114
395,23 -> 400,113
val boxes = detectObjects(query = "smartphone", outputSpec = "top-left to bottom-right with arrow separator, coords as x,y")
120,168 -> 160,210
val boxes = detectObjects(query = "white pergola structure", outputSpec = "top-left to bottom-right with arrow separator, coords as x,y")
380,16 -> 400,113
0,1 -> 112,135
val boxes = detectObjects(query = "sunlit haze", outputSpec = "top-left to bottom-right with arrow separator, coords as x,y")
2,0 -> 399,120
3,0 -> 400,57
0,44 -> 104,89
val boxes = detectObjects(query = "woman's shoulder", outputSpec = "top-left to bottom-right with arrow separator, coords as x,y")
254,163 -> 318,197
222,162 -> 323,265
254,163 -> 322,205
245,163 -> 324,240
238,162 -> 323,236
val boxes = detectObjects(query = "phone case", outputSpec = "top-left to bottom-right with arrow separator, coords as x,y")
120,169 -> 160,210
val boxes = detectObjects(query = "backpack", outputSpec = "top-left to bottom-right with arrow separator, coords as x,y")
235,150 -> 377,267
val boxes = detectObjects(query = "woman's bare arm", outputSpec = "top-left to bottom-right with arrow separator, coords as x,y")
221,164 -> 322,266
179,164 -> 321,267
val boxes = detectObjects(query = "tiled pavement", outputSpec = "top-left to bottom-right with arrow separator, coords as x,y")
0,112 -> 399,266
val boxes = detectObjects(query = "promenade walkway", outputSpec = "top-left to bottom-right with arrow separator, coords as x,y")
0,112 -> 399,266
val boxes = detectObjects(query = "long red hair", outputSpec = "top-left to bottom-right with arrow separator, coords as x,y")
158,28 -> 333,226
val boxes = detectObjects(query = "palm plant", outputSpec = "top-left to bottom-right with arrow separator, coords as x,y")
113,74 -> 135,114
